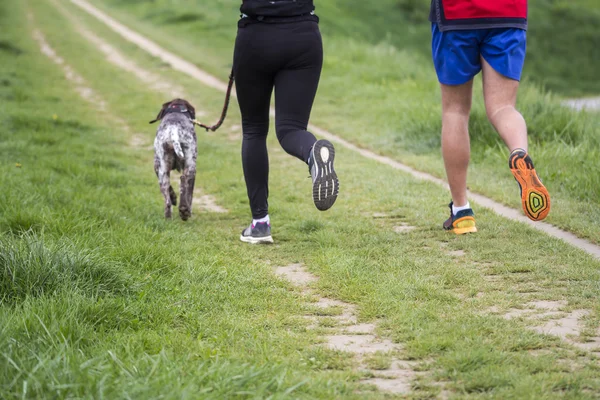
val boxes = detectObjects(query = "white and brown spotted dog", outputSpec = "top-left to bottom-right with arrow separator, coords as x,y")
150,99 -> 197,220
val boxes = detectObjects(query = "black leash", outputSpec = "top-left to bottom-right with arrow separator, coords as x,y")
193,70 -> 235,132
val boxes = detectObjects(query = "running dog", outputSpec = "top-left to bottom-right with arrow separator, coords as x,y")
150,99 -> 197,220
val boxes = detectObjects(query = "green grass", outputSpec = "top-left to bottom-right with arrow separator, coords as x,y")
87,0 -> 600,244
1,0 -> 600,398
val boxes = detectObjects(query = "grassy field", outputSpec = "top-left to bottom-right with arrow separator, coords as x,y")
87,0 -> 600,244
1,0 -> 600,398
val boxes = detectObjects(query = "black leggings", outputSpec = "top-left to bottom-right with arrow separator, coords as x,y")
233,20 -> 323,219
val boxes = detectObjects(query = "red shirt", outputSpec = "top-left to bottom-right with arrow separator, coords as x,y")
429,0 -> 528,32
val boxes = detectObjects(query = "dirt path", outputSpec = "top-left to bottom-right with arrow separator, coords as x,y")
488,301 -> 600,355
274,263 -> 420,395
68,0 -> 600,261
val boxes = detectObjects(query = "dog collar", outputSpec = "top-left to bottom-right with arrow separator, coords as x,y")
149,104 -> 193,124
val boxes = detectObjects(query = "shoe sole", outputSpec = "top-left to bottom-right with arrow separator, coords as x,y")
509,151 -> 550,221
239,234 -> 274,244
452,216 -> 478,235
312,140 -> 339,211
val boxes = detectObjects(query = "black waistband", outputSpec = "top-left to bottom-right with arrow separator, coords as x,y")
238,13 -> 318,27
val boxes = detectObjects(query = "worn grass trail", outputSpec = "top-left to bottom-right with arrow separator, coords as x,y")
63,0 -> 600,260
89,0 -> 600,245
1,0 -> 600,398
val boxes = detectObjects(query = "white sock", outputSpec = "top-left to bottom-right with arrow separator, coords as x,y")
452,202 -> 471,215
253,215 -> 270,226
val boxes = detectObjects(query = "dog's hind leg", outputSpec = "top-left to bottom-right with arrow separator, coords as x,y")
179,142 -> 196,221
159,172 -> 173,219
155,157 -> 173,219
169,185 -> 177,206
179,162 -> 196,221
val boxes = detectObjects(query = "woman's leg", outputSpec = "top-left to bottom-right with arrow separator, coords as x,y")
233,27 -> 275,220
274,22 -> 323,163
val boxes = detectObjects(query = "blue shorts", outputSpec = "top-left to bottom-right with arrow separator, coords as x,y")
431,23 -> 527,85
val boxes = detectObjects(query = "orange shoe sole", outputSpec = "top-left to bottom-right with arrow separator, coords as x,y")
509,150 -> 551,221
452,216 -> 478,235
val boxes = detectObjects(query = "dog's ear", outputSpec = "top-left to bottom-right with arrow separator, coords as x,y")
149,101 -> 172,124
183,100 -> 196,120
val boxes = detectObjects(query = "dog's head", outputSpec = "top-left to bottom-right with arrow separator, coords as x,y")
149,98 -> 196,124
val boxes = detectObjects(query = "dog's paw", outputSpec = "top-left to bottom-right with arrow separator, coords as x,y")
179,207 -> 191,221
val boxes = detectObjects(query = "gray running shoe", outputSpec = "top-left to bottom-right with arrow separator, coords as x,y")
308,139 -> 339,211
240,222 -> 273,244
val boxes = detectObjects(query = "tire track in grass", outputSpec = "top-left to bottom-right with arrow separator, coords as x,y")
68,0 -> 600,261
274,264 -> 419,395
29,7 -> 227,216
49,0 -> 202,117
29,14 -> 107,112
70,0 -> 228,93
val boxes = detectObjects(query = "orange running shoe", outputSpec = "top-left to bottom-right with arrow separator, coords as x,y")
443,202 -> 477,235
509,149 -> 551,221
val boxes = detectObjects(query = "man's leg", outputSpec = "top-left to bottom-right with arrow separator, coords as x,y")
441,80 -> 474,208
481,55 -> 550,221
481,57 -> 528,152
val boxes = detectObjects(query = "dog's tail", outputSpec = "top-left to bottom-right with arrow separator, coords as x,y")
168,126 -> 185,159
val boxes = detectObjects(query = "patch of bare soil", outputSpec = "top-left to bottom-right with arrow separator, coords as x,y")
372,212 -> 389,218
192,188 -> 228,213
129,134 -> 152,150
393,224 -> 416,233
274,264 -> 317,286
483,275 -> 503,282
369,213 -> 417,235
274,263 -> 418,395
365,361 -> 418,394
489,300 -> 600,352
325,335 -> 396,354
155,177 -> 227,215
